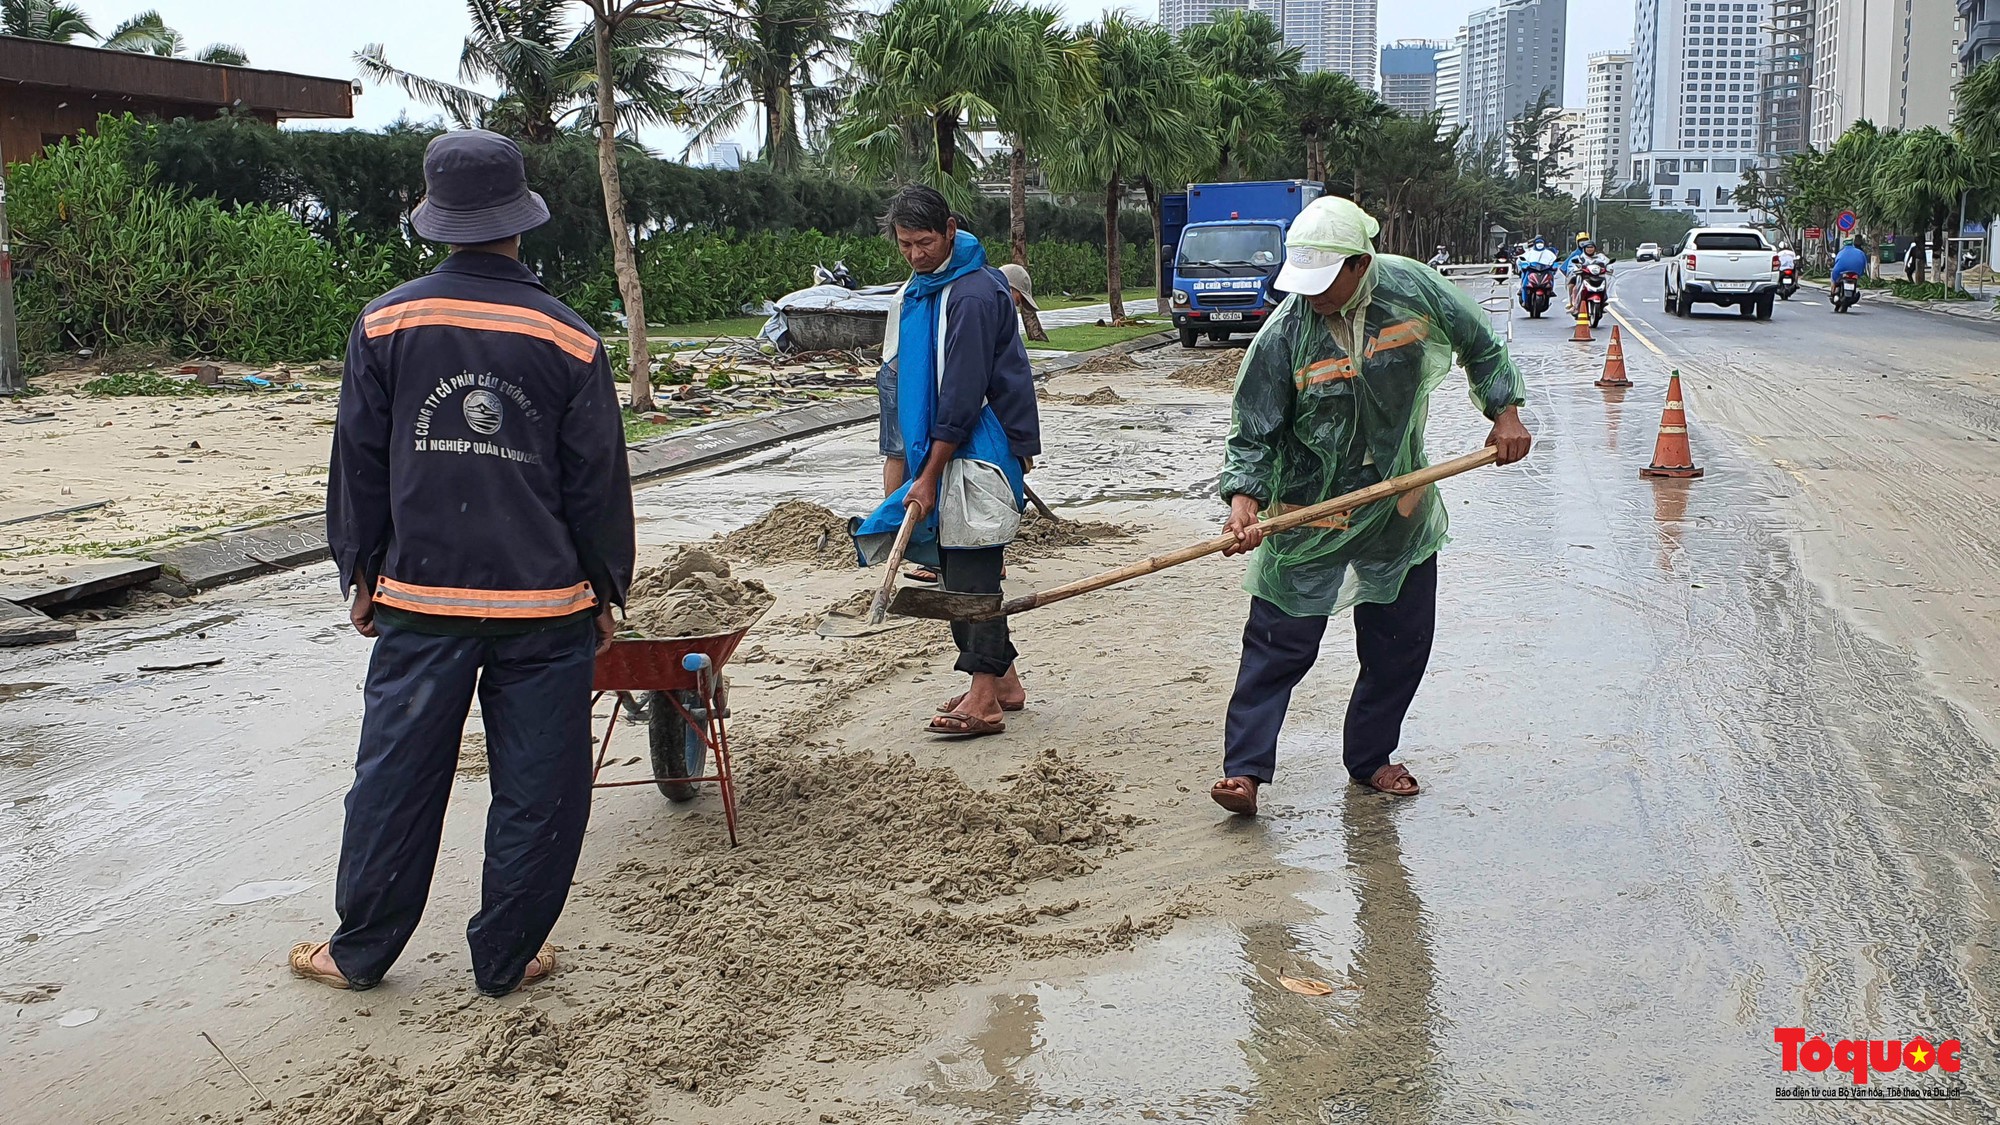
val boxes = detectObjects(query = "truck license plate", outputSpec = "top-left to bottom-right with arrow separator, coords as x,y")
1212,311 -> 1244,321
1715,281 -> 1748,291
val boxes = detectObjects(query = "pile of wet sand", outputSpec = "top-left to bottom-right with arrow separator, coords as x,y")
273,749 -> 1156,1122
1070,352 -> 1143,376
1168,350 -> 1243,392
1049,385 -> 1127,406
1012,509 -> 1132,561
716,500 -> 855,569
625,546 -> 774,637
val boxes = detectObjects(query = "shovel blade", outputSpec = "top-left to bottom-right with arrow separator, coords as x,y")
886,586 -> 1004,621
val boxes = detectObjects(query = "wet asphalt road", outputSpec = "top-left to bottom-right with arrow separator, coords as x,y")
4,275 -> 1999,1121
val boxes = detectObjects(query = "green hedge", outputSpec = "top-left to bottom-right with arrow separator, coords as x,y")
10,118 -> 400,361
637,231 -> 1153,324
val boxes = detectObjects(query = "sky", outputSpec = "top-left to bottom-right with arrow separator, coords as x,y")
68,0 -> 1639,155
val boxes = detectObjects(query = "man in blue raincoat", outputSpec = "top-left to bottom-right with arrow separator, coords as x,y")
855,186 -> 1041,737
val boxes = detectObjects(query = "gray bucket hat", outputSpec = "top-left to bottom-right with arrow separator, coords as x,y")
410,129 -> 551,244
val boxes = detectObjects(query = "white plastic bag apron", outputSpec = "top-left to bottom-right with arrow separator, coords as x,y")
938,458 -> 1021,549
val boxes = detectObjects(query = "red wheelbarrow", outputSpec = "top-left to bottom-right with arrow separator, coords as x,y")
589,614 -> 762,846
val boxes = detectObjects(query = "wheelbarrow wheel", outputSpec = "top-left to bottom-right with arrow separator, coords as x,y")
646,691 -> 701,803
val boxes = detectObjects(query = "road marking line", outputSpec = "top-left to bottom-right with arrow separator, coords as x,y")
1608,307 -> 1668,358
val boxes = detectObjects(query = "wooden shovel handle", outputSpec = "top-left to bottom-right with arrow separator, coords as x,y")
867,502 -> 920,625
985,447 -> 1500,619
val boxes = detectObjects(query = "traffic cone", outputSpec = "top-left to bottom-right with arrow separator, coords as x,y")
1595,325 -> 1631,387
1640,370 -> 1703,478
1570,304 -> 1593,342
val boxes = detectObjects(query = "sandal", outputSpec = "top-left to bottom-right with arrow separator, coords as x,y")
483,944 -> 559,997
1356,763 -> 1420,797
928,711 -> 1006,739
289,941 -> 352,990
936,692 -> 1024,714
1210,776 -> 1260,816
903,567 -> 939,584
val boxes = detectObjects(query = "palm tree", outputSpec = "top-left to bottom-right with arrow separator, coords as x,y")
1203,73 -> 1283,181
355,0 -> 689,145
835,0 -> 1054,201
680,0 -> 859,175
1826,121 -> 1896,276
98,10 -> 178,53
1878,126 -> 1975,285
0,0 -> 94,42
1047,14 -> 1213,321
1285,70 -> 1385,190
1178,10 -> 1298,83
194,43 -> 250,66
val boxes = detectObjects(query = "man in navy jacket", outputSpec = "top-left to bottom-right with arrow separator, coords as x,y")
294,130 -> 634,997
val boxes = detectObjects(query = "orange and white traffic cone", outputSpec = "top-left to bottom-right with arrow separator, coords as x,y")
1640,370 -> 1703,478
1570,304 -> 1593,342
1595,325 -> 1631,387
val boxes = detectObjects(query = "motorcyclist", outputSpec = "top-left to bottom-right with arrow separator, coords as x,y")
1427,245 -> 1450,269
1777,241 -> 1797,273
1518,236 -> 1558,304
1564,238 -> 1611,315
1830,238 -> 1869,305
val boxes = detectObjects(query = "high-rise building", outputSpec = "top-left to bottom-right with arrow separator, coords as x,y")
1806,0 -> 1959,148
1380,39 -> 1446,115
1552,108 -> 1591,195
1457,0 -> 1569,146
1965,0 -> 2000,69
1630,0 -> 1769,221
1435,35 -> 1465,125
1159,0 -> 1378,85
1758,0 -> 1812,161
1582,51 -> 1634,193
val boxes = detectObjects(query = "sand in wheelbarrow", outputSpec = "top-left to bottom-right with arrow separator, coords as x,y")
716,500 -> 856,569
625,546 -> 774,637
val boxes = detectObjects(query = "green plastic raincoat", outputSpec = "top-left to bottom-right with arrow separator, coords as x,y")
1217,254 -> 1526,617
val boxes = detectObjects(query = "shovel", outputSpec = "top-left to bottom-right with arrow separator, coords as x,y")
888,448 -> 1501,623
816,500 -> 923,639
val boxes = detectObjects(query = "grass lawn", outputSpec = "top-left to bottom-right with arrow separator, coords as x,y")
1039,321 -> 1169,352
1037,288 -> 1159,311
650,316 -> 766,344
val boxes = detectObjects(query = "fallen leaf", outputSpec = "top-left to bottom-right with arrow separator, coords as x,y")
1278,976 -> 1336,996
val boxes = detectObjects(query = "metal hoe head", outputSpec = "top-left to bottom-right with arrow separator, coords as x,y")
885,585 -> 1004,622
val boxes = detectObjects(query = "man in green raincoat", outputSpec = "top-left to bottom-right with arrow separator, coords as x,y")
1209,197 -> 1532,815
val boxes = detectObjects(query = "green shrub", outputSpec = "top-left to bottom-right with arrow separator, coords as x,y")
1888,280 -> 1972,301
81,372 -> 214,396
10,117 -> 401,362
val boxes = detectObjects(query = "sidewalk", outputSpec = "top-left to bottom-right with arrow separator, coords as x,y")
1800,277 -> 2000,323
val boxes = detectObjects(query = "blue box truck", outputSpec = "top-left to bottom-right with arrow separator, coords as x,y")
1168,179 -> 1323,348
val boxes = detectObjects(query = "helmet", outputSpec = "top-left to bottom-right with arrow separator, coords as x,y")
1532,236 -> 1546,247
1779,240 -> 1791,249
1576,231 -> 1591,243
1583,239 -> 1598,250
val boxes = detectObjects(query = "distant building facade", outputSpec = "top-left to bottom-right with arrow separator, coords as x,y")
1457,0 -> 1569,146
1435,35 -> 1464,125
1966,0 -> 2000,69
1380,39 -> 1445,115
1582,51 -> 1634,193
1160,0 -> 1378,85
1630,0 -> 1769,221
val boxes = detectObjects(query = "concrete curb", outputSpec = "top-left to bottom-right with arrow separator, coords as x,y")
129,329 -> 1173,594
1797,278 -> 2000,323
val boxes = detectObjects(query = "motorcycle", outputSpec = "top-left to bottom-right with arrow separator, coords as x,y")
1520,266 -> 1557,318
1576,262 -> 1611,328
1778,266 -> 1798,300
1831,271 -> 1861,313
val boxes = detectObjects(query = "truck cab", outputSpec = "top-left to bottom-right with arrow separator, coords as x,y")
1170,180 -> 1323,348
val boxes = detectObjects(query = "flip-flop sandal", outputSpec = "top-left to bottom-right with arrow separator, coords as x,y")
1210,776 -> 1260,816
928,711 -> 1006,739
936,692 -> 1025,714
1356,763 -> 1421,797
289,941 -> 352,990
484,944 -> 559,998
903,567 -> 939,584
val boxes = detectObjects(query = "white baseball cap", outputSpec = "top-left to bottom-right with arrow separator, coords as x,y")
1274,196 -> 1380,296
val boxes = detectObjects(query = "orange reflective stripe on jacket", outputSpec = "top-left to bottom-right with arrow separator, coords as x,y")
1295,356 -> 1355,389
374,576 -> 598,619
363,298 -> 599,365
1366,319 -> 1431,358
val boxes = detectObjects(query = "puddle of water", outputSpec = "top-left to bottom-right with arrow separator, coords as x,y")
57,1007 -> 99,1027
213,878 -> 313,906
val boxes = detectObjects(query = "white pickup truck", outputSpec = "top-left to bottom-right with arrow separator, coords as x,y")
1663,227 -> 1781,320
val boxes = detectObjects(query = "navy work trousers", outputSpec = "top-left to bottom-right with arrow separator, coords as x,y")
329,618 -> 596,995
939,545 -> 1016,677
1222,555 -> 1438,786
